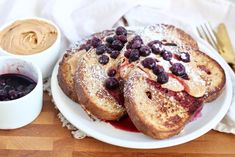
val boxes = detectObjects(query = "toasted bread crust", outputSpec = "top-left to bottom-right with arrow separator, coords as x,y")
169,26 -> 225,102
57,31 -> 114,102
73,30 -> 128,120
74,51 -> 126,120
141,24 -> 199,51
125,97 -> 184,139
192,50 -> 226,102
124,69 -> 203,139
58,52 -> 80,101
141,24 -> 225,102
172,26 -> 199,50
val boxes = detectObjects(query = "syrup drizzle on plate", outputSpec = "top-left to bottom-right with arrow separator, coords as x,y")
107,116 -> 139,132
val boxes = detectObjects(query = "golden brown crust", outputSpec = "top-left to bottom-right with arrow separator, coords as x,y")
57,50 -> 86,102
142,24 -> 225,103
74,51 -> 126,120
57,30 -> 114,102
125,97 -> 183,139
174,27 -> 198,50
123,69 -> 200,139
122,25 -> 225,139
73,30 -> 129,120
141,24 -> 199,51
170,26 -> 225,102
191,50 -> 226,102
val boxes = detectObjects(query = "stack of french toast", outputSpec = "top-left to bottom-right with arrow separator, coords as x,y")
58,24 -> 225,139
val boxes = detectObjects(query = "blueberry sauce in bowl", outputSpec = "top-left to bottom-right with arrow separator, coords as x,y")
0,56 -> 43,129
0,73 -> 36,101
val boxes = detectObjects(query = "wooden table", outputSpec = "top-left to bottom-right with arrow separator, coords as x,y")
0,92 -> 235,157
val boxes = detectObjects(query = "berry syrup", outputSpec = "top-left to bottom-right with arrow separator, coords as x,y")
0,73 -> 36,101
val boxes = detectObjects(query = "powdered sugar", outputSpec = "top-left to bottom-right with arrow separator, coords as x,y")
181,53 -> 187,60
138,24 -> 206,96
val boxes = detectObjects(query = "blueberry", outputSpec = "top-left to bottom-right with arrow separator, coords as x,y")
129,49 -> 140,62
27,84 -> 36,91
139,45 -> 151,56
85,45 -> 91,51
0,89 -> 6,96
152,65 -> 164,75
16,85 -> 24,91
132,35 -> 143,43
141,58 -> 156,69
115,26 -> 127,36
147,40 -> 161,47
151,43 -> 164,54
5,78 -> 12,84
131,40 -> 142,49
157,72 -> 169,84
17,91 -> 24,98
180,52 -> 190,62
114,35 -> 127,44
105,77 -> 119,90
4,85 -> 13,92
106,37 -> 114,44
24,84 -> 36,95
110,50 -> 120,59
105,47 -> 112,54
96,44 -> 106,55
0,89 -> 7,101
98,55 -> 109,65
111,40 -> 123,51
91,37 -> 102,48
126,43 -> 132,49
181,73 -> 189,80
8,90 -> 18,100
161,51 -> 172,61
171,63 -> 186,76
0,79 -> 6,87
124,49 -> 131,58
107,69 -> 117,77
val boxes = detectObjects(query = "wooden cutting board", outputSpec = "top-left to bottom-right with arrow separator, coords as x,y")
0,92 -> 235,157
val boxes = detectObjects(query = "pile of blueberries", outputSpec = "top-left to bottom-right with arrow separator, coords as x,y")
89,26 -> 128,90
89,26 -> 191,88
105,69 -> 119,90
0,74 -> 36,101
124,34 -> 190,84
90,26 -> 128,65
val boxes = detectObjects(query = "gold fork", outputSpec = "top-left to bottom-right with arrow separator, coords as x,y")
196,23 -> 235,71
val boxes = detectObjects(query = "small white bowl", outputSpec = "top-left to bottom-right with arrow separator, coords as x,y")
0,17 -> 61,79
0,56 -> 43,129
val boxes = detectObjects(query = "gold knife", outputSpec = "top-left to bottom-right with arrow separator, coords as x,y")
216,23 -> 235,71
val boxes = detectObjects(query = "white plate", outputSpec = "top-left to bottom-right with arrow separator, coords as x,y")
51,31 -> 233,149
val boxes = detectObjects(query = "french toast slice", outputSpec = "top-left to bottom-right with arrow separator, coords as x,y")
58,49 -> 86,101
74,51 -> 126,120
190,50 -> 225,102
124,68 -> 203,139
140,24 -> 225,102
120,25 -> 225,139
58,31 -> 114,102
73,29 -> 135,120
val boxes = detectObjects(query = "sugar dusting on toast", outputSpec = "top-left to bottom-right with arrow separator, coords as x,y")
139,25 -> 206,97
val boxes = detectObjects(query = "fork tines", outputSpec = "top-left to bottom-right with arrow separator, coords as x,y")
196,22 -> 219,50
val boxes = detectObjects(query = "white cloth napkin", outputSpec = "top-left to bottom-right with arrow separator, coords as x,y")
1,0 -> 234,134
